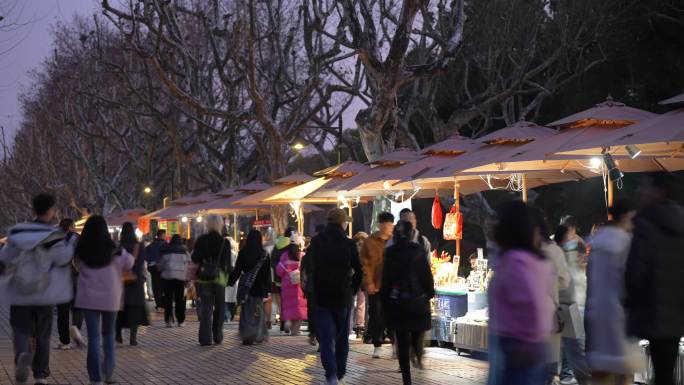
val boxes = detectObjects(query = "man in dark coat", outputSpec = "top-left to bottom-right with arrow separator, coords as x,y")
305,208 -> 363,385
145,229 -> 167,310
625,173 -> 684,385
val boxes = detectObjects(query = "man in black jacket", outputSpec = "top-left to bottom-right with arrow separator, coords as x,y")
145,230 -> 167,309
625,173 -> 684,385
305,208 -> 363,385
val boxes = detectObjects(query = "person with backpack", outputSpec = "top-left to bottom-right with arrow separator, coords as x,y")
228,229 -> 272,345
0,193 -> 76,385
114,222 -> 149,346
191,215 -> 232,346
56,218 -> 84,350
74,215 -> 135,385
145,229 -> 167,310
269,227 -> 293,331
306,208 -> 363,385
158,234 -> 190,327
381,220 -> 435,385
276,241 -> 307,336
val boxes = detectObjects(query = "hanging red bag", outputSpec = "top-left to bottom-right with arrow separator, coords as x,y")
431,193 -> 443,229
443,207 -> 463,240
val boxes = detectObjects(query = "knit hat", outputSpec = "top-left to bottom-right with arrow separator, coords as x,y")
327,207 -> 351,224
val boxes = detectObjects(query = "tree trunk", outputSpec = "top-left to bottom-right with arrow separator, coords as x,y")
270,204 -> 290,236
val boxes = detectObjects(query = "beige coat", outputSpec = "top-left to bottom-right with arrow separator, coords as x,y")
542,241 -> 571,363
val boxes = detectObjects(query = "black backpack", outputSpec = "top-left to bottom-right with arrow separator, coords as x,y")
313,234 -> 353,302
386,248 -> 429,314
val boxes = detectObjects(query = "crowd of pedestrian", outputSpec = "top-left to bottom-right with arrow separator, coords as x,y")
1,172 -> 682,385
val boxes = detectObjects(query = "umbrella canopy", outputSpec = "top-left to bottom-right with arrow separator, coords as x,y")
139,192 -> 216,220
232,173 -> 316,206
556,94 -> 684,160
547,96 -> 656,128
265,161 -> 370,204
417,121 -> 557,182
330,150 -> 423,193
459,98 -> 675,174
106,208 -> 147,227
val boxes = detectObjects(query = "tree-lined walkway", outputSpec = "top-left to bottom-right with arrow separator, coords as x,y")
0,303 -> 486,385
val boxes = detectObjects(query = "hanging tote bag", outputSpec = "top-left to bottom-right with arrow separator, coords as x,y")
431,193 -> 444,230
443,207 -> 463,241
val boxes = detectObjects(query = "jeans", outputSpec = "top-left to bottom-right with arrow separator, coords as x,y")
83,310 -> 117,383
649,338 -> 680,385
10,305 -> 53,380
317,306 -> 351,381
396,331 -> 424,385
367,294 -> 392,347
198,283 -> 226,345
163,279 -> 186,324
57,302 -> 84,345
499,337 -> 547,385
148,265 -> 164,309
307,297 -> 318,340
353,290 -> 366,329
561,337 -> 590,384
225,302 -> 236,322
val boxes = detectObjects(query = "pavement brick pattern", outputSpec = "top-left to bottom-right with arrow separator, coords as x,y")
0,305 -> 487,385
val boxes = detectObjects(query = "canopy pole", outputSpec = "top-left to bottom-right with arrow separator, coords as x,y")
255,209 -> 259,221
521,173 -> 528,202
298,206 -> 304,235
347,202 -> 353,238
454,180 -> 461,260
233,213 -> 239,241
607,177 -> 614,220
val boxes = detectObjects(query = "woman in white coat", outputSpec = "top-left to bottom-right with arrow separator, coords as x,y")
224,237 -> 240,322
585,200 -> 639,385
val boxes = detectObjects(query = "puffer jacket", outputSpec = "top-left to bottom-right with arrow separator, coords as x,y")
0,222 -> 76,306
586,225 -> 639,374
159,243 -> 190,281
626,199 -> 684,339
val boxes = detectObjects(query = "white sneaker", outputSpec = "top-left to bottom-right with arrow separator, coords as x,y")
58,342 -> 72,350
372,347 -> 381,358
35,379 -> 48,385
70,326 -> 87,348
560,378 -> 578,385
166,322 -> 173,328
178,322 -> 185,328
15,351 -> 32,383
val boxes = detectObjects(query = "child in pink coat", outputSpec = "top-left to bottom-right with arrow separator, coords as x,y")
276,244 -> 308,335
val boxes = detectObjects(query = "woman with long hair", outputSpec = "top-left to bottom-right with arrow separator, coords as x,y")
228,229 -> 272,345
489,201 -> 553,385
276,242 -> 307,336
74,215 -> 134,385
380,221 -> 435,385
115,222 -> 149,346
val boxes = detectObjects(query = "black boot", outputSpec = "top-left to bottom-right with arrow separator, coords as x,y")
130,327 -> 138,346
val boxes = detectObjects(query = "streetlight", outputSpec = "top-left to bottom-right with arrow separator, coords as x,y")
143,186 -> 152,194
292,142 -> 305,151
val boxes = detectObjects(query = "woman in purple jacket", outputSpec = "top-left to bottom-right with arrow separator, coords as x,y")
74,216 -> 134,385
490,201 -> 553,385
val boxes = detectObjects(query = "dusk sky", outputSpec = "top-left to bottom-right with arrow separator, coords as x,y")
1,0 -> 97,142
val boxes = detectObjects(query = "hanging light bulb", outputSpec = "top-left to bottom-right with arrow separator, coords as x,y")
181,216 -> 189,223
603,153 -> 624,181
625,145 -> 642,159
196,215 -> 203,223
590,157 -> 602,169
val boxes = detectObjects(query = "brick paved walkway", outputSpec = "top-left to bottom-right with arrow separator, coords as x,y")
0,301 -> 487,385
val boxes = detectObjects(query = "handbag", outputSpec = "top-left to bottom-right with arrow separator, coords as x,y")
236,255 -> 268,305
443,207 -> 463,240
288,269 -> 301,285
122,244 -> 140,285
198,239 -> 226,281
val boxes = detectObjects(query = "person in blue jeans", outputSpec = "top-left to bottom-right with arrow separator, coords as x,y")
73,215 -> 134,385
303,208 -> 363,385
